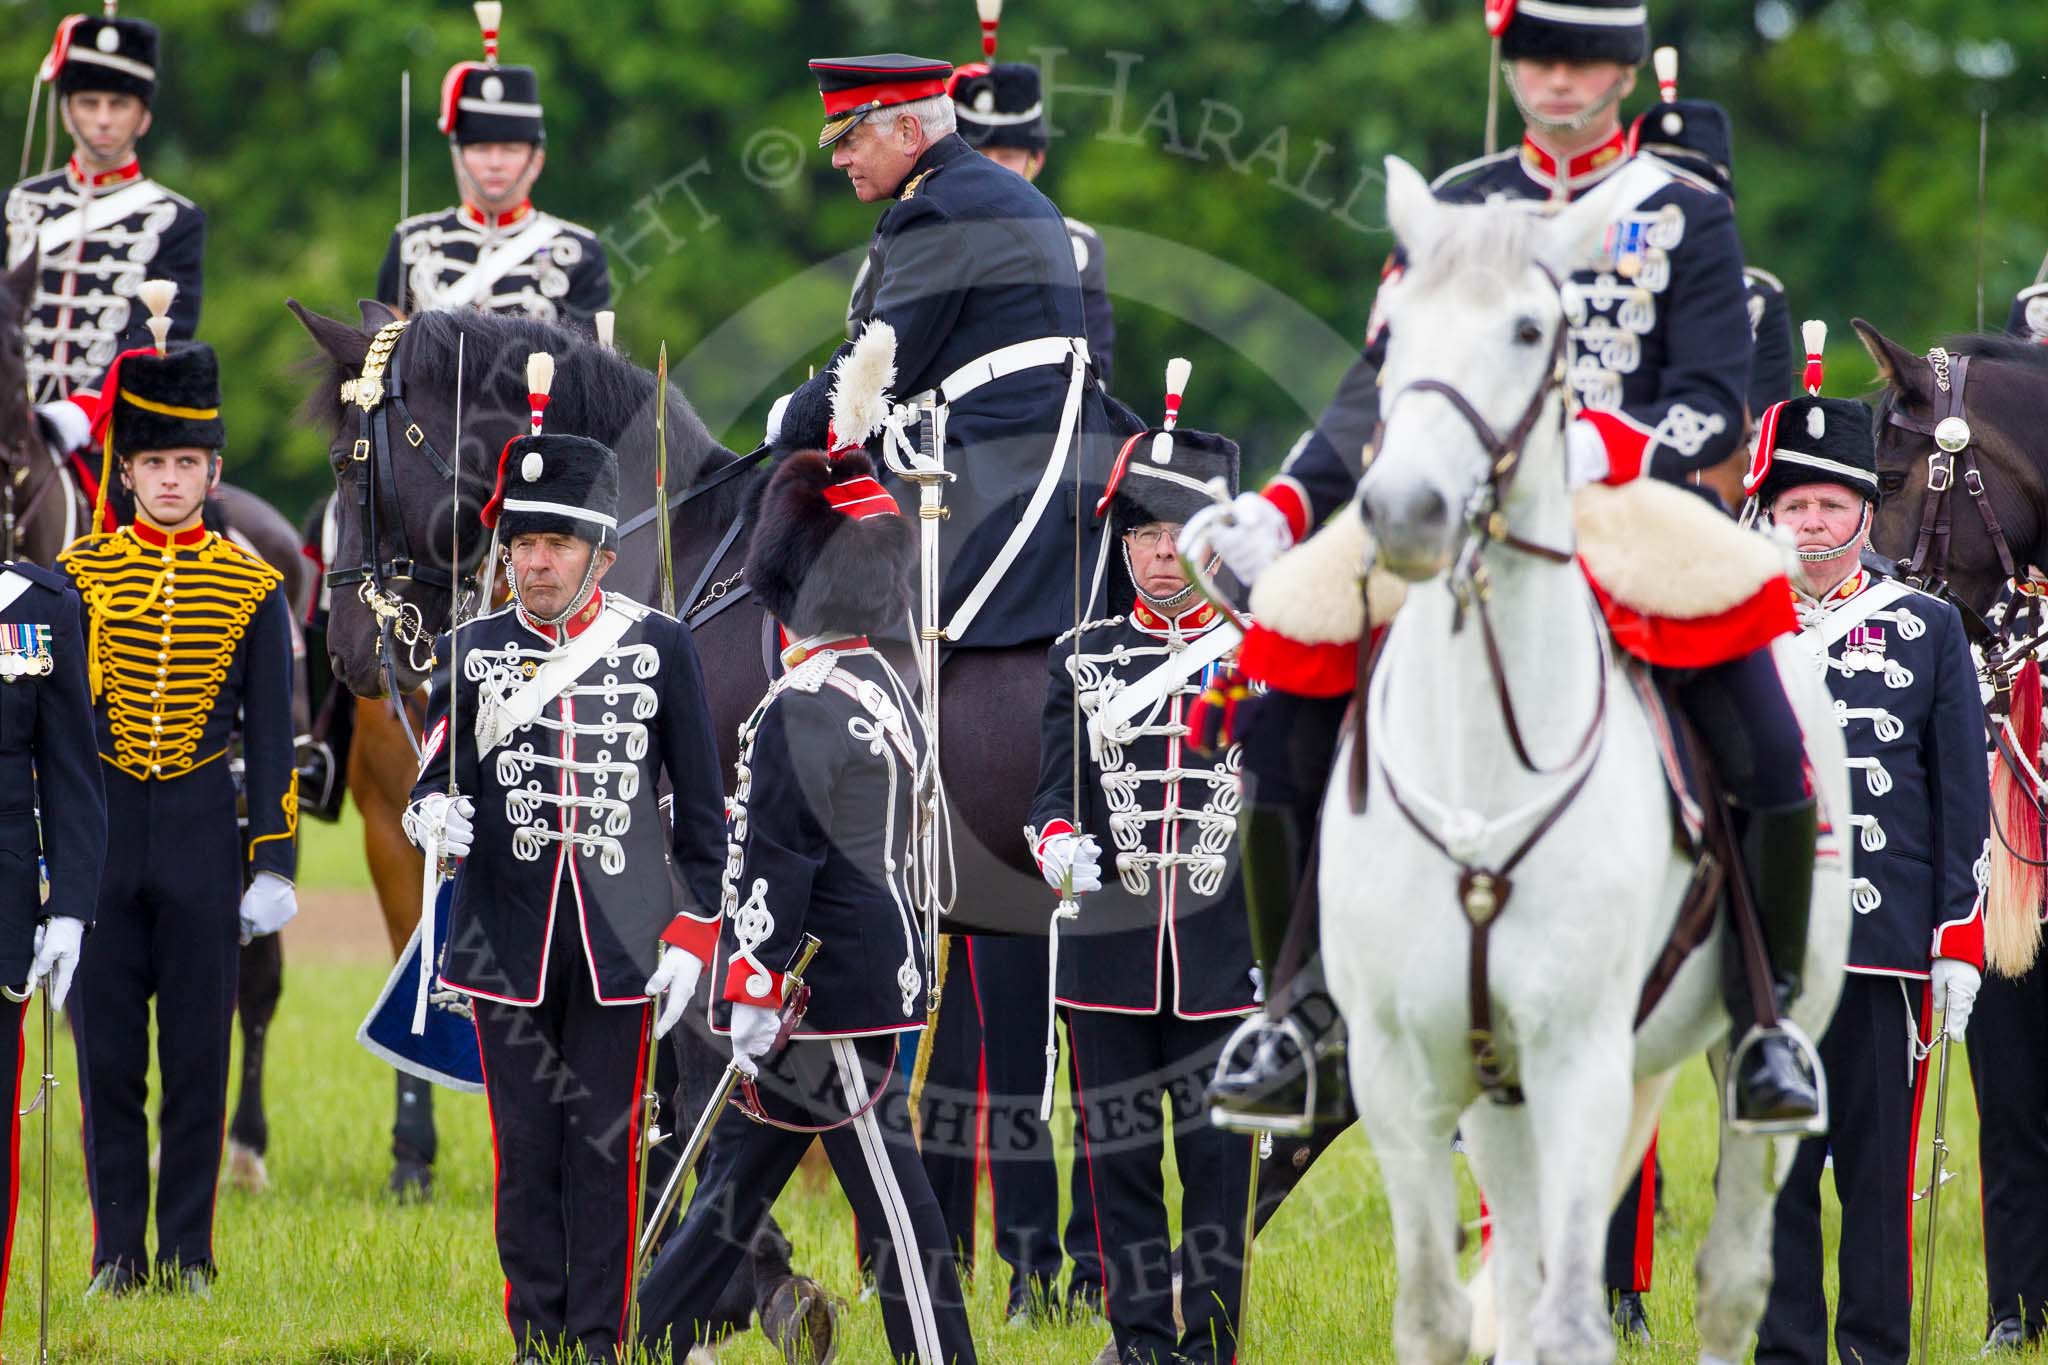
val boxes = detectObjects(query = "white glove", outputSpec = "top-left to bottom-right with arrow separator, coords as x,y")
1190,493 -> 1294,585
237,871 -> 298,945
35,400 -> 91,455
1565,418 -> 1612,489
645,948 -> 704,1040
1038,831 -> 1103,895
729,1001 -> 782,1076
764,391 -> 794,446
1931,958 -> 1982,1041
29,916 -> 84,1012
404,793 -> 475,860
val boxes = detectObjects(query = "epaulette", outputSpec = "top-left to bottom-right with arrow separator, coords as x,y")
1631,149 -> 1718,198
1,562 -> 71,596
1744,266 -> 1786,294
208,534 -> 285,589
394,206 -> 455,231
1429,148 -> 1517,193
156,183 -> 199,211
1054,615 -> 1126,647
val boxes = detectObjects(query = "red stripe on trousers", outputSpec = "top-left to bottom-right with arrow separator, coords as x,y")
615,1004 -> 652,1344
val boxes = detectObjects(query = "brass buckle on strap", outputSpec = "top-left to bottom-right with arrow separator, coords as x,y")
1926,452 -> 1954,493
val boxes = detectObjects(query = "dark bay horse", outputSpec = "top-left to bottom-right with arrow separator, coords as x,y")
1860,319 -> 2048,976
1,257 -> 316,1193
287,303 -> 1052,935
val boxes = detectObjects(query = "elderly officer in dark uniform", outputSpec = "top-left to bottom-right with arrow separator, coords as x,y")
404,381 -> 726,1363
1029,425 -> 1258,1365
1748,358 -> 1989,1365
57,321 -> 297,1299
6,6 -> 203,462
0,556 -> 105,1332
637,433 -> 977,1365
1201,0 -> 1822,1144
376,3 -> 609,327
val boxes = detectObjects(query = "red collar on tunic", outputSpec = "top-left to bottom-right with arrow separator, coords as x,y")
520,589 -> 604,642
460,199 -> 535,229
1520,128 -> 1630,200
67,155 -> 142,189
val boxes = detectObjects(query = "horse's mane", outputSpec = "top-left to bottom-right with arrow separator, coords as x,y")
1400,202 -> 1541,299
1945,332 -> 2048,372
306,308 -> 730,488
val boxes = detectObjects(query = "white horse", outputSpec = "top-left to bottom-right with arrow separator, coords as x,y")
1318,159 -> 1849,1365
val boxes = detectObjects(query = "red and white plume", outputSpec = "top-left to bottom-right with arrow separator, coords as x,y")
526,351 -> 554,436
1801,319 -> 1826,395
828,322 -> 898,458
977,0 -> 1003,59
474,1 -> 502,65
1150,357 -> 1192,464
1653,46 -> 1679,104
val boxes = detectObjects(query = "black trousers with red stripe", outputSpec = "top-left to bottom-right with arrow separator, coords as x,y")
0,996 -> 23,1326
70,766 -> 241,1277
638,1032 -> 978,1365
1068,1009 -> 1254,1365
1757,973 -> 1927,1365
471,916 -> 650,1362
1970,955 -> 2048,1338
1604,1139 -> 1659,1294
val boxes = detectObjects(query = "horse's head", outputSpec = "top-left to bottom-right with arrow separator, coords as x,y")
1359,157 -> 1615,581
1858,318 -> 2048,619
291,298 -> 521,697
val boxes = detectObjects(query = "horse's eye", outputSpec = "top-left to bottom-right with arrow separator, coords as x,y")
1514,317 -> 1544,346
1878,470 -> 1907,496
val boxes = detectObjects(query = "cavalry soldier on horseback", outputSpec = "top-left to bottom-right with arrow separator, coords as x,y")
376,3 -> 610,328
402,380 -> 727,1363
1028,424 -> 1259,1365
789,47 -> 1114,1323
1747,357 -> 1988,1365
56,320 -> 298,1299
1200,0 -> 1825,1143
6,5 -> 204,463
635,427 -> 978,1365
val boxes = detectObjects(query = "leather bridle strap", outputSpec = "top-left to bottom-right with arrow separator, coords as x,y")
1891,352 -> 2018,587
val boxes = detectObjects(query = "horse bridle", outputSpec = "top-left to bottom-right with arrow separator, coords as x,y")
1888,347 -> 2019,599
1360,271 -> 1609,1103
327,320 -> 479,725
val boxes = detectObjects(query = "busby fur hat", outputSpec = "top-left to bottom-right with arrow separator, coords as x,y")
482,433 -> 620,550
1495,0 -> 1648,66
439,3 -> 543,144
1634,99 -> 1734,194
951,63 -> 1046,153
49,12 -> 160,104
112,341 -> 223,455
746,449 -> 913,638
1105,429 -> 1240,539
1748,398 -> 1878,510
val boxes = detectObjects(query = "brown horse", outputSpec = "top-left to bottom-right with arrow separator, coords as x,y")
1,256 -> 317,1194
1861,320 -> 2048,977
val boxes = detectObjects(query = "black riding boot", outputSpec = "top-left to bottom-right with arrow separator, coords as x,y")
1726,798 -> 1823,1129
1205,804 -> 1347,1132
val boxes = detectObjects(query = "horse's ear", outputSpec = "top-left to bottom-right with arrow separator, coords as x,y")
1383,156 -> 1444,256
286,298 -> 371,372
3,253 -> 33,323
1851,318 -> 1929,402
358,298 -> 404,330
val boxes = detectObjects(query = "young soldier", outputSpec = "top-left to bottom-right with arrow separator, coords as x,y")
57,321 -> 297,1298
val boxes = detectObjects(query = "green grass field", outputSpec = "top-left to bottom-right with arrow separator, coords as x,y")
2,821 -> 2005,1361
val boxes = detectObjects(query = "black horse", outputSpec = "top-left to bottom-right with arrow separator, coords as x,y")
0,257 -> 321,1192
288,302 -> 1053,933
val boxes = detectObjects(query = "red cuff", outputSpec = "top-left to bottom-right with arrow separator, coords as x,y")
660,914 -> 721,964
724,956 -> 785,1007
1033,820 -> 1077,868
1932,897 -> 1986,971
1261,479 -> 1311,542
1578,409 -> 1654,485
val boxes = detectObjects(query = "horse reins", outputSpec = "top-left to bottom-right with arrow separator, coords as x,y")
1361,274 -> 1612,1102
1891,349 -> 2018,595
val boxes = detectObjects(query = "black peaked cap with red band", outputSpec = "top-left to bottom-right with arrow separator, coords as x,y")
746,449 -> 912,638
810,54 -> 954,149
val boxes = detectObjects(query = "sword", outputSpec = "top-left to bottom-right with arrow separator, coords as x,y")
1974,109 -> 1988,334
656,342 -> 676,617
399,70 -> 411,224
634,935 -> 822,1277
4,966 -> 53,1363
1915,985 -> 1958,1364
415,331 -> 464,1033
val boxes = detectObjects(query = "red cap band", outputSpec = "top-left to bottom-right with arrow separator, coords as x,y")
821,77 -> 950,118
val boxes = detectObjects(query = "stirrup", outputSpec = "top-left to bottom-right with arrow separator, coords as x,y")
1724,1019 -> 1828,1138
1208,1013 -> 1346,1139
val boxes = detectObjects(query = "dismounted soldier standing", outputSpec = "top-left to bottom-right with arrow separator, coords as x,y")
0,556 -> 106,1331
404,380 -> 727,1363
1029,424 -> 1259,1365
1748,350 -> 1989,1365
57,318 -> 298,1298
6,4 -> 204,467
1202,0 -> 1822,1152
376,2 -> 610,327
636,431 -> 978,1365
